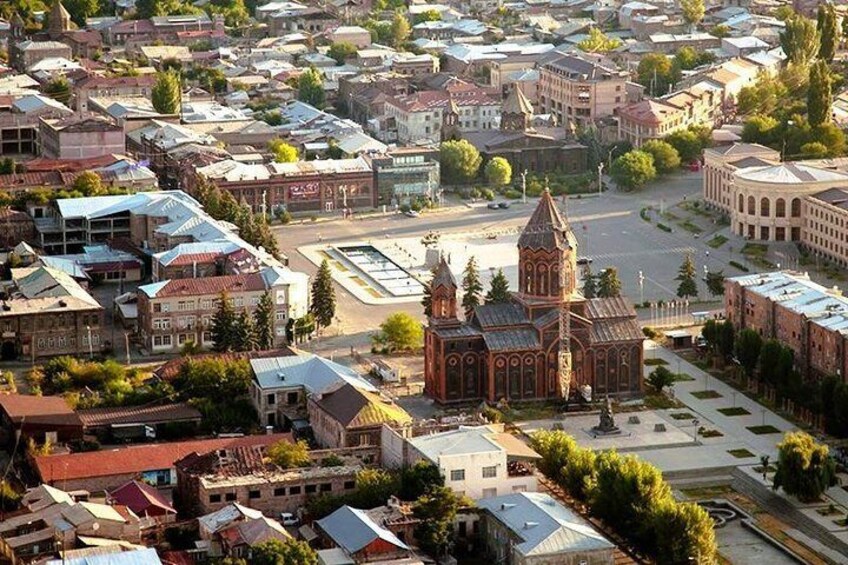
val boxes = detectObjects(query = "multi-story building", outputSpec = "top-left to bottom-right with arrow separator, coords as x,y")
0,94 -> 73,157
382,424 -> 539,500
703,143 -> 779,213
538,53 -> 631,126
9,37 -> 72,73
193,157 -> 377,214
363,147 -> 440,205
477,493 -> 615,565
391,53 -> 439,77
801,188 -> 848,269
384,84 -> 500,144
136,266 -> 308,353
39,115 -> 125,160
648,32 -> 721,54
73,75 -> 157,113
0,265 -> 103,360
174,443 -> 377,518
725,271 -> 848,381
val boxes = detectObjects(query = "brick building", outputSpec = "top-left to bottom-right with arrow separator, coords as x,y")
424,192 -> 644,404
73,75 -> 157,113
137,266 -> 308,353
0,266 -> 103,361
725,271 -> 848,381
193,157 -> 376,214
39,115 -> 125,160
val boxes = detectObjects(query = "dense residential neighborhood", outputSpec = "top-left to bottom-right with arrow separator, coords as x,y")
0,0 -> 847,563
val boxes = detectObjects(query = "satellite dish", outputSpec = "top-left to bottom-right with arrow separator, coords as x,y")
92,522 -> 100,531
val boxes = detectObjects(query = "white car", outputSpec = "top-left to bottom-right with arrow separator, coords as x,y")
280,512 -> 300,526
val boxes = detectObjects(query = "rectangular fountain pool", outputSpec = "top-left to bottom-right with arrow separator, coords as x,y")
336,245 -> 425,297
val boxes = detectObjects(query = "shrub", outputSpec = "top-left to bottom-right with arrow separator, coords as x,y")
729,260 -> 750,272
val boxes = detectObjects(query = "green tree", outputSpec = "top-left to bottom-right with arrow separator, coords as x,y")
597,268 -> 622,298
43,76 -> 71,105
268,139 -> 298,163
737,71 -> 789,117
811,123 -> 846,156
413,9 -> 441,24
711,24 -> 730,37
673,46 -> 714,70
63,0 -> 100,26
327,41 -> 357,65
741,114 -> 780,146
421,266 -> 436,317
640,140 -> 680,174
705,269 -> 725,296
399,462 -> 444,501
485,268 -> 510,304
440,140 -> 482,184
773,431 -> 837,502
652,500 -> 717,564
665,128 -> 706,163
310,259 -> 336,330
206,0 -> 249,28
211,289 -> 237,352
735,328 -> 763,377
484,156 -> 511,187
647,366 -> 675,393
780,15 -> 819,66
562,445 -> 597,502
637,53 -> 680,96
234,310 -> 257,352
461,256 -> 483,317
390,11 -> 411,48
413,486 -> 462,560
135,0 -> 202,18
817,3 -> 839,64
610,150 -> 656,190
297,68 -> 325,109
72,171 -> 104,196
267,439 -> 311,468
253,291 -> 275,350
151,70 -> 181,114
375,312 -> 423,352
582,269 -> 597,298
577,27 -> 622,53
801,141 -> 829,158
251,539 -> 317,565
348,468 -> 399,508
680,0 -> 704,30
807,59 -> 833,128
676,254 -> 698,298
531,429 -> 577,483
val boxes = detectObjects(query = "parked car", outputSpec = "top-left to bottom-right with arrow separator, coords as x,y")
576,257 -> 593,265
487,202 -> 500,209
280,512 -> 300,526
497,202 -> 511,209
404,210 -> 420,218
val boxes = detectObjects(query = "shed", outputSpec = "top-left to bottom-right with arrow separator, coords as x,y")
663,330 -> 692,349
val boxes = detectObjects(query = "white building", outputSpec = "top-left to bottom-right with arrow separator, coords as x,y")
383,425 -> 539,500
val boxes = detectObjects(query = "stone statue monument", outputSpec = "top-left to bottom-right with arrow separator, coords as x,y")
593,396 -> 621,435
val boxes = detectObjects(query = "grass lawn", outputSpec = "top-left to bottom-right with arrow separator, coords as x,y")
679,220 -> 703,234
670,412 -> 696,420
727,448 -> 756,458
673,373 -> 695,382
691,390 -> 723,400
717,407 -> 751,416
644,358 -> 668,366
746,425 -> 782,435
699,428 -> 723,438
680,485 -> 733,499
707,235 -> 728,248
644,394 -> 681,409
742,243 -> 768,256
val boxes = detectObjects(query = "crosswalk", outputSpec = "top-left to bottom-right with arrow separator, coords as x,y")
586,246 -> 697,261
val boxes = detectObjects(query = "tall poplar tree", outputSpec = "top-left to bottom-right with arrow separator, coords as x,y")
151,70 -> 181,115
234,310 -> 258,351
676,254 -> 698,298
817,3 -> 839,64
310,259 -> 336,330
808,59 -> 833,127
461,256 -> 483,318
211,289 -> 237,352
254,291 -> 275,350
597,268 -> 622,298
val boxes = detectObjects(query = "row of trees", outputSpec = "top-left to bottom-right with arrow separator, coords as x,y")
636,47 -> 714,96
191,176 -> 281,259
439,140 -> 513,188
423,256 -> 512,319
582,267 -> 621,299
610,127 -> 710,190
210,289 -> 276,353
531,430 -> 716,562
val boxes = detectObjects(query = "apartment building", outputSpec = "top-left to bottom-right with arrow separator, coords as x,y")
137,266 -> 308,353
73,75 -> 157,113
802,188 -> 848,269
383,84 -> 501,144
538,53 -> 630,126
0,266 -> 103,361
39,115 -> 125,160
725,271 -> 848,381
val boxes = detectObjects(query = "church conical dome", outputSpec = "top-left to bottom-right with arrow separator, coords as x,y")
518,190 -> 576,251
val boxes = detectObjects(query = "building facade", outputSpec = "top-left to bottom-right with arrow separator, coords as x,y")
538,54 -> 630,127
39,116 -> 125,160
424,192 -> 644,405
703,143 -> 780,213
802,188 -> 848,268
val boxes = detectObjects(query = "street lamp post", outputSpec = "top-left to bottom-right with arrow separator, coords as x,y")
85,326 -> 93,359
521,169 -> 528,204
597,161 -> 604,197
638,270 -> 644,304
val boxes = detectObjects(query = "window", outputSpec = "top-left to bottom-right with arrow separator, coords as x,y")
450,469 -> 465,481
274,487 -> 285,496
153,303 -> 161,313
267,393 -> 276,406
225,493 -> 236,501
153,335 -> 172,347
482,488 -> 497,498
209,494 -> 221,503
153,318 -> 171,330
482,466 -> 497,478
344,480 -> 355,490
289,485 -> 301,495
305,484 -> 317,494
249,490 -> 260,499
320,483 -> 332,492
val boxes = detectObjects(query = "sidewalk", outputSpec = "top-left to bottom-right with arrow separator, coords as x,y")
646,341 -> 796,458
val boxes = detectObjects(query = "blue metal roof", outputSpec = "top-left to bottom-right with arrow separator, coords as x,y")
46,548 -> 162,565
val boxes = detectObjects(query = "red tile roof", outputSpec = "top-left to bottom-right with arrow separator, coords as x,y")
0,171 -> 75,191
35,433 -> 293,483
109,480 -> 175,516
24,155 -> 123,173
0,394 -> 80,426
165,252 -> 224,267
75,74 -> 156,90
154,348 -> 297,381
151,272 -> 267,298
77,402 -> 201,428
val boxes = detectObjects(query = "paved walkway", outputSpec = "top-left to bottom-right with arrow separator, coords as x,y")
646,341 -> 797,459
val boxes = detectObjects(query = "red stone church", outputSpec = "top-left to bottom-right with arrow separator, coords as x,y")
424,191 -> 644,404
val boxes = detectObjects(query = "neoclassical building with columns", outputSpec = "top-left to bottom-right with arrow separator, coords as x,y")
423,192 -> 644,405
